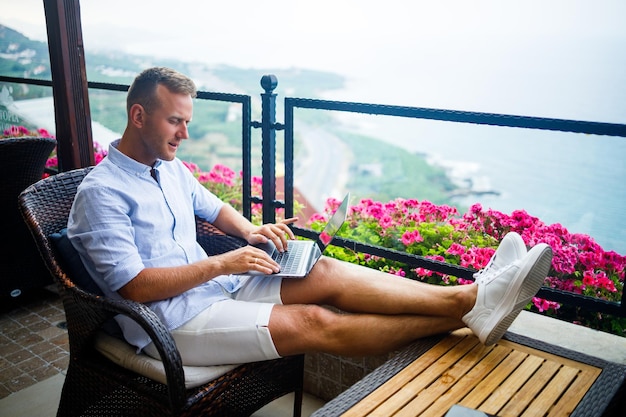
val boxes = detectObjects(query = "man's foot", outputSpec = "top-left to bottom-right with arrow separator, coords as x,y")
463,242 -> 553,346
473,232 -> 527,285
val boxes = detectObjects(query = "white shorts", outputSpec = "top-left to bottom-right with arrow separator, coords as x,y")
144,275 -> 283,366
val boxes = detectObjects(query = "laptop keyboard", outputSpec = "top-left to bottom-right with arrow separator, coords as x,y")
273,242 -> 305,274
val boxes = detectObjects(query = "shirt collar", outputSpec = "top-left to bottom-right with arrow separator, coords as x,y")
107,139 -> 163,177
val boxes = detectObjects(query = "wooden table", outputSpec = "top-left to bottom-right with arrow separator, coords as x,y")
312,328 -> 626,417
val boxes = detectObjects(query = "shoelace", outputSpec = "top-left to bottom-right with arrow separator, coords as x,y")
474,258 -> 519,285
473,254 -> 498,284
474,255 -> 502,285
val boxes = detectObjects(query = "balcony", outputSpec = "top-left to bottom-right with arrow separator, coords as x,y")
2,73 -> 626,416
1,2 -> 626,415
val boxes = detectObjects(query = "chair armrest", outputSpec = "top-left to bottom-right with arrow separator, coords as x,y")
66,287 -> 188,409
195,216 -> 248,255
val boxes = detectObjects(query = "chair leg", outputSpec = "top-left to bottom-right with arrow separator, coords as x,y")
292,354 -> 305,417
292,387 -> 303,417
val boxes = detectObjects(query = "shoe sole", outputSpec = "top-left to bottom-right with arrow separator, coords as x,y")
483,244 -> 553,346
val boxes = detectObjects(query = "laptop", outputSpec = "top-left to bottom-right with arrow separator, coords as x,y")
239,192 -> 350,278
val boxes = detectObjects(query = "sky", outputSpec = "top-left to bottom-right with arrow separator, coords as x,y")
3,1 -> 625,72
2,0 -> 625,122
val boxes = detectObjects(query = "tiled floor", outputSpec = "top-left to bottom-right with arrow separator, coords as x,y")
0,287 -> 68,399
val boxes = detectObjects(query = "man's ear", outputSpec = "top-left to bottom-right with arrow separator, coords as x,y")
129,103 -> 145,128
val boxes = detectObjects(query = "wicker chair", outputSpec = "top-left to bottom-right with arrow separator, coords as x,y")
0,136 -> 57,298
18,167 -> 304,417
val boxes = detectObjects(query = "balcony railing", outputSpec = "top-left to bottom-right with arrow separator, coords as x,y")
2,73 -> 625,319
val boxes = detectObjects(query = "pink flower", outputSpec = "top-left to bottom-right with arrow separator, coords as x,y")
182,161 -> 199,173
387,267 -> 406,277
308,213 -> 327,223
582,270 -> 596,288
414,267 -> 433,277
532,297 -> 561,313
446,243 -> 466,256
197,172 -> 211,183
45,156 -> 58,168
461,247 -> 495,270
401,230 -> 423,246
379,214 -> 395,230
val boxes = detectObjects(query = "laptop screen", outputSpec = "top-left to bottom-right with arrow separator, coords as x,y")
318,193 -> 350,249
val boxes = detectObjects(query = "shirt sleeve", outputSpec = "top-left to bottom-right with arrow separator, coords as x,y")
68,181 -> 146,293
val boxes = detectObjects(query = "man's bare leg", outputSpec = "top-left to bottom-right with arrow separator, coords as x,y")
268,303 -> 464,357
269,256 -> 475,357
281,256 -> 477,320
276,233 -> 552,351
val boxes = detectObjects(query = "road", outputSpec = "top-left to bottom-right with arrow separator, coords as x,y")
293,124 -> 352,212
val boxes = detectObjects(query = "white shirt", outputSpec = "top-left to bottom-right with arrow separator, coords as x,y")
68,139 -> 246,351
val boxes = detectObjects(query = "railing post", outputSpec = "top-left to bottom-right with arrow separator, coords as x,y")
256,75 -> 284,224
284,99 -> 295,220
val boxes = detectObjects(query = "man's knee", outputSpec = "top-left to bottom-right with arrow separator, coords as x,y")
308,256 -> 346,284
287,304 -> 345,344
270,304 -> 340,354
298,304 -> 335,328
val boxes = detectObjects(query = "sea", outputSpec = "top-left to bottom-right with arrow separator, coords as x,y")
316,54 -> 626,255
323,110 -> 626,255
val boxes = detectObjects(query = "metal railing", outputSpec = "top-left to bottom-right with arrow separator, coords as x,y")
2,73 -> 625,318
261,78 -> 626,318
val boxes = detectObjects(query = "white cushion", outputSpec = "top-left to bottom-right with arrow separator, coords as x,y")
94,332 -> 239,389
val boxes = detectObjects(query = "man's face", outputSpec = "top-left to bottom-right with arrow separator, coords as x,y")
139,84 -> 193,165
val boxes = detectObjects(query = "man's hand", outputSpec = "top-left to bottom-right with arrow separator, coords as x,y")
215,245 -> 281,275
246,218 -> 298,252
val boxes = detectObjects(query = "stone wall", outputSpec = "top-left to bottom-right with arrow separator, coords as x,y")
301,306 -> 402,400
303,350 -> 396,401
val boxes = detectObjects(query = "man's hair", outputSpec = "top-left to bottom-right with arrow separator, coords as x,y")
126,67 -> 197,114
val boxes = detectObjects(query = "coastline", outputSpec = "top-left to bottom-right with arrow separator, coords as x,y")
323,109 -> 626,255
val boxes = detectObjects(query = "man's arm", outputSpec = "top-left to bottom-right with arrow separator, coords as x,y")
210,204 -> 258,241
119,205 -> 299,304
118,257 -> 229,303
211,204 -> 298,252
118,241 -> 283,303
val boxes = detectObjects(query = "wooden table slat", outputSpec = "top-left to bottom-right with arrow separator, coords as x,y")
343,330 -> 473,417
393,343 -> 496,417
480,356 -> 544,415
498,339 -> 601,372
459,349 -> 527,409
521,366 -> 582,417
367,334 -> 480,417
546,365 -> 601,417
420,346 -> 512,417
335,329 -> 611,417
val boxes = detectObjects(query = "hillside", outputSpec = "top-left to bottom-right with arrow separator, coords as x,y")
1,23 -> 458,207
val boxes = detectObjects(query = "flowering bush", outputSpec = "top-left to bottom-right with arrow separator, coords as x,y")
183,161 -> 304,225
44,141 -> 108,177
184,161 -> 263,221
1,125 -> 54,139
308,197 -> 626,336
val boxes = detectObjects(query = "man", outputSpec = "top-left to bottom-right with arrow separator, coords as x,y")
68,67 -> 552,366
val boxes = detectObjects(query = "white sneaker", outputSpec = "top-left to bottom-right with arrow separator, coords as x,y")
473,232 -> 527,285
463,242 -> 553,346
